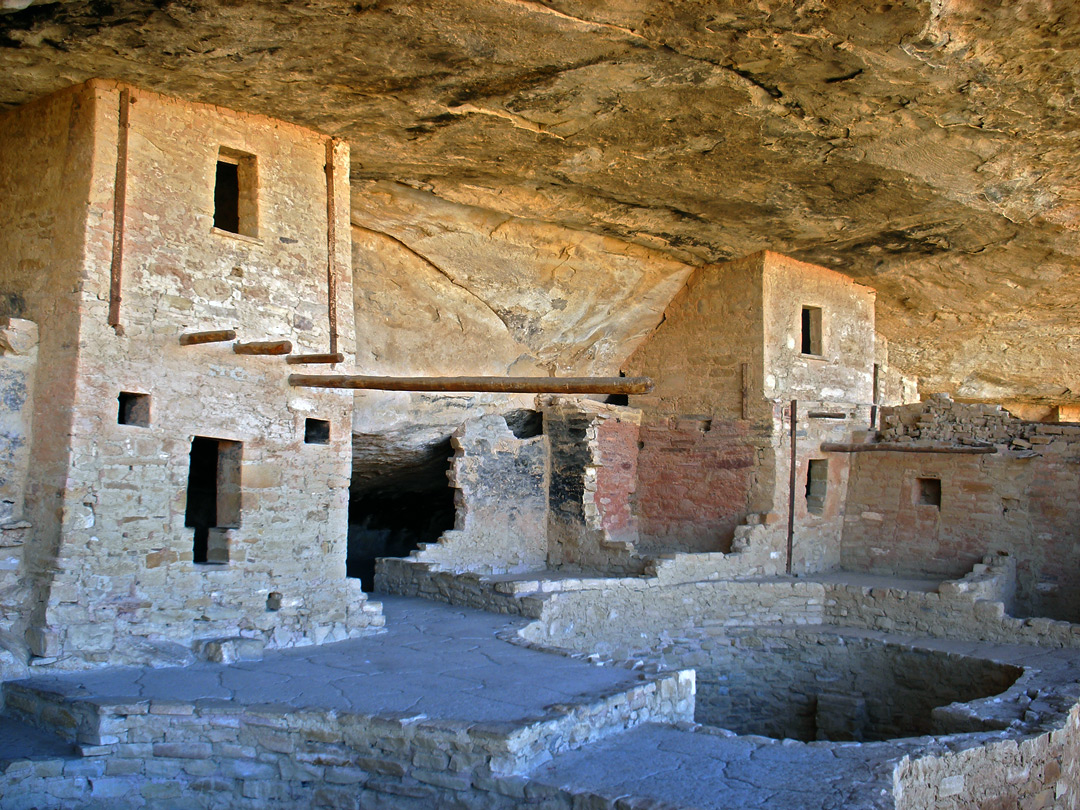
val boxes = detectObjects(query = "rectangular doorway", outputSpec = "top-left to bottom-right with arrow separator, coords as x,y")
185,436 -> 242,563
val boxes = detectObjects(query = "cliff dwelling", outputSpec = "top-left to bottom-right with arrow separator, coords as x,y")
0,3 -> 1079,809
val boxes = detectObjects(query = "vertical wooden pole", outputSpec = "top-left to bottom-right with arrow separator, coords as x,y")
325,138 -> 339,355
870,362 -> 880,430
740,362 -> 749,419
108,89 -> 131,334
786,398 -> 797,575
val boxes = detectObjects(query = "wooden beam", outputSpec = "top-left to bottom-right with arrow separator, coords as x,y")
740,362 -> 749,420
288,374 -> 653,395
820,442 -> 997,455
234,340 -> 293,356
785,399 -> 796,576
807,411 -> 848,420
179,329 -> 237,346
286,353 -> 346,365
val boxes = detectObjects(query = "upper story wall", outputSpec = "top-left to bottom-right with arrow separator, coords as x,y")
624,253 -> 765,420
625,251 -> 876,420
761,252 -> 875,405
80,79 -> 350,354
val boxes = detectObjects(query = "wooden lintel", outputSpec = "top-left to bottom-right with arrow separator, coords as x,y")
820,442 -> 997,455
234,340 -> 293,356
179,329 -> 237,346
807,411 -> 848,420
286,353 -> 346,365
288,374 -> 654,395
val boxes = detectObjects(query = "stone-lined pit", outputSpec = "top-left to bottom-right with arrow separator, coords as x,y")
695,629 -> 1022,742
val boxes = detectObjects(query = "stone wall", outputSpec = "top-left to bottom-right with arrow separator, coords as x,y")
893,707 -> 1080,810
879,393 -> 1046,447
760,252 -> 876,406
689,629 -> 1020,742
0,80 -> 382,669
0,83 -> 94,672
634,416 -> 756,555
405,414 -> 548,574
623,251 -> 877,574
519,578 -> 826,661
842,398 -> 1080,621
545,399 -> 644,574
592,412 -> 639,544
1,665 -> 694,810
0,319 -> 38,527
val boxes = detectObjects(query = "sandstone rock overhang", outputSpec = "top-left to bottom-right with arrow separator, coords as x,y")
1,1 -> 1078,403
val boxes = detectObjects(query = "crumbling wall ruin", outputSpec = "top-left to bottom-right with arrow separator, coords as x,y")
843,395 -> 1080,621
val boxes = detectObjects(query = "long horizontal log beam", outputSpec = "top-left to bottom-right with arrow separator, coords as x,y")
288,374 -> 653,395
821,442 -> 997,455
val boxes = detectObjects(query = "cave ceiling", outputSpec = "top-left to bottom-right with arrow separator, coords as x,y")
2,0 -> 1079,402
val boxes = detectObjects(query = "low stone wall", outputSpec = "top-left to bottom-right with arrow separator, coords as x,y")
893,706 -> 1080,810
520,577 -> 826,660
374,557 -> 545,617
1,667 -> 694,809
879,393 -> 1080,452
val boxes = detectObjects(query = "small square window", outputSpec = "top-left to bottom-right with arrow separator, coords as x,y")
305,418 -> 331,445
806,458 -> 828,515
801,306 -> 823,356
117,392 -> 150,427
916,477 -> 941,508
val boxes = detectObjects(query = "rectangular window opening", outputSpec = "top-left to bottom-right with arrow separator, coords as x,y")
214,148 -> 258,237
801,306 -> 823,356
305,418 -> 331,445
185,436 -> 242,564
916,477 -> 942,508
806,458 -> 828,515
117,391 -> 150,427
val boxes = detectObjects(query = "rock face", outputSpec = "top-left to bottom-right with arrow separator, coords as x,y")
1,1 -> 1079,402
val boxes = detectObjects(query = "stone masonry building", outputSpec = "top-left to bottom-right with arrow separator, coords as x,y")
0,64 -> 1080,810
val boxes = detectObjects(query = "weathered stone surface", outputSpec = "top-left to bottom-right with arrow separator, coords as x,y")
1,1 -> 1078,403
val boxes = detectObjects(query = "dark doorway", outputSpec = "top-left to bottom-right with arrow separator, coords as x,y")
186,437 -> 218,563
185,436 -> 241,564
214,161 -> 240,233
347,438 -> 456,591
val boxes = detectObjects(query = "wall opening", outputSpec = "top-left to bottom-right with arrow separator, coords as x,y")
504,409 -> 543,439
917,477 -> 942,508
806,458 -> 828,515
117,391 -> 150,427
347,438 -> 456,591
305,418 -> 331,445
213,148 -> 257,237
185,436 -> 241,564
801,306 -> 823,356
